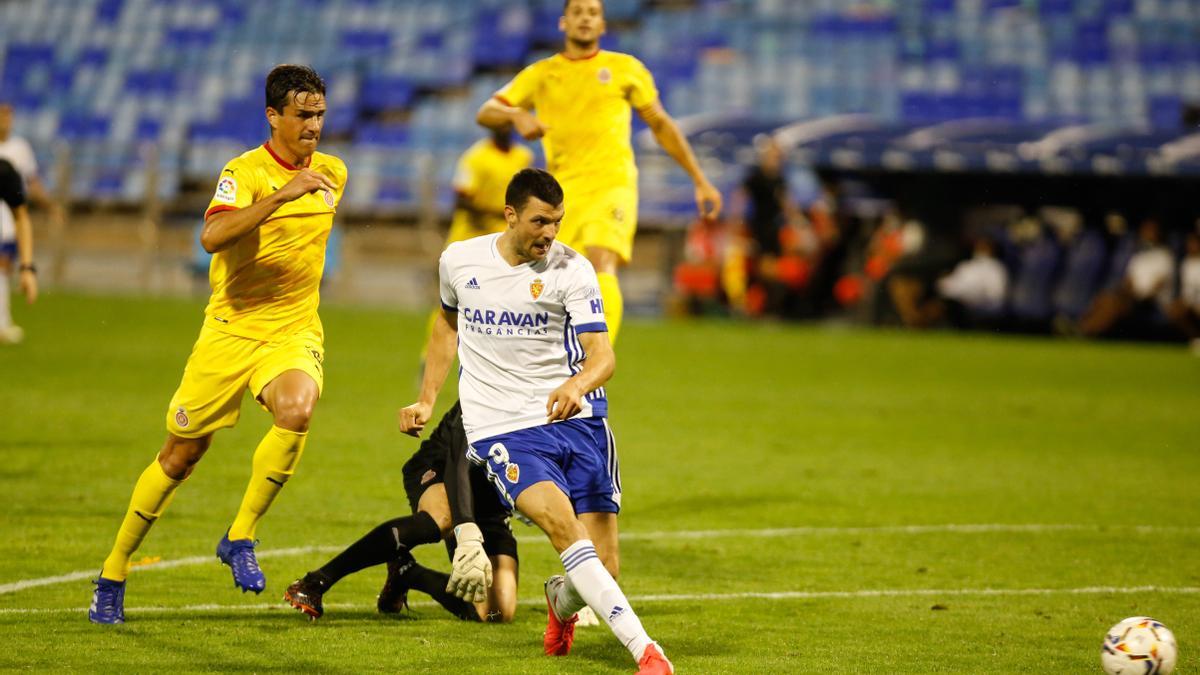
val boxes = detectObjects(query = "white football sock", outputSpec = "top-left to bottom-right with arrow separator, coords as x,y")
0,272 -> 11,329
550,573 -> 587,620
559,539 -> 654,663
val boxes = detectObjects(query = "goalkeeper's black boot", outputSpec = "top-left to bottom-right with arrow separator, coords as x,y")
284,572 -> 330,619
376,551 -> 417,614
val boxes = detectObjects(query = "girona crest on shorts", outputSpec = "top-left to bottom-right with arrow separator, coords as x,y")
530,278 -> 544,300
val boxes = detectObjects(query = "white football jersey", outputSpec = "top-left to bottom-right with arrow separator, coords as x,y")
439,233 -> 608,443
0,136 -> 37,244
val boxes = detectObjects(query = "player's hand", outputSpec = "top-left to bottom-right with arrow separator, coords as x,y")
546,381 -> 584,422
277,168 -> 337,203
513,110 -> 549,141
397,402 -> 433,437
19,269 -> 37,304
447,522 -> 492,603
695,179 -> 723,220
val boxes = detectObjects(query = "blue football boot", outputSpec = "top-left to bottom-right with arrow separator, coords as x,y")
89,576 -> 126,624
216,532 -> 266,594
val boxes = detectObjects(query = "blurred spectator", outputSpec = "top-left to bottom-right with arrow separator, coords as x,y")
881,216 -> 964,327
887,236 -> 1005,329
729,137 -> 813,317
0,101 -> 59,342
1078,218 -> 1174,337
934,237 -> 1008,324
1166,231 -> 1200,352
671,216 -> 736,315
0,158 -> 36,344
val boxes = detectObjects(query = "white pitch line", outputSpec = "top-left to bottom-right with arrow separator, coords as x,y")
2,586 -> 1198,616
4,523 -> 1197,596
0,545 -> 343,596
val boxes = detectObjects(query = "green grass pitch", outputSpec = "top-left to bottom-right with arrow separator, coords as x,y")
1,292 -> 1197,673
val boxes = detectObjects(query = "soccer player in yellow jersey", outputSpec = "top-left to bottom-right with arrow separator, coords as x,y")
89,65 -> 347,624
477,0 -> 722,344
448,127 -> 534,246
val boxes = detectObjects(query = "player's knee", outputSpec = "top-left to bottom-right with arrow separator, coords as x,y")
158,435 -> 211,480
425,508 -> 453,536
538,513 -> 589,552
272,395 -> 316,432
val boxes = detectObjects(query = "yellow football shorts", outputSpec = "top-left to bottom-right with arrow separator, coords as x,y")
165,324 -> 325,438
558,183 -> 639,263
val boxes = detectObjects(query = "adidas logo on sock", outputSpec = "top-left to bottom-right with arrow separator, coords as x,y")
608,605 -> 625,621
465,277 -> 480,289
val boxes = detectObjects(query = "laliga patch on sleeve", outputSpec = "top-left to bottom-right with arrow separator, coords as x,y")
214,176 -> 237,203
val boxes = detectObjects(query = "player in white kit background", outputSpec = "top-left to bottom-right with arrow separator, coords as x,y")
398,168 -> 673,674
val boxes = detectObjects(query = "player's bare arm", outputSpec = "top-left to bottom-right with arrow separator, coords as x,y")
638,99 -> 723,220
477,98 -> 548,141
13,203 -> 36,304
399,307 -> 458,436
547,330 -> 615,421
200,168 -> 335,253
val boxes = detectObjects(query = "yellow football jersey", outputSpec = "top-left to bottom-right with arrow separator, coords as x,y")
450,138 -> 534,236
202,142 -> 347,341
495,50 -> 658,192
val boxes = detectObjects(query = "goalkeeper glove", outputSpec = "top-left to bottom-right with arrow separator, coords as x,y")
446,522 -> 492,603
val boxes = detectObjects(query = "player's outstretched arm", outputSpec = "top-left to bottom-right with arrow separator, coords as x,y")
547,331 -> 615,422
638,100 -> 723,220
476,98 -> 548,141
201,168 -> 336,252
399,308 -> 458,436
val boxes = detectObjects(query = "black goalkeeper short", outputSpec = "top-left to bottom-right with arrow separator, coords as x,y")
401,403 -> 518,561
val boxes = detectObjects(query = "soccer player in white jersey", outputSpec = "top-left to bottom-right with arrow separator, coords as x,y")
398,168 -> 672,674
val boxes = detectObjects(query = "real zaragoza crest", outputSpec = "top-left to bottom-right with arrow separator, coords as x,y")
530,278 -> 544,300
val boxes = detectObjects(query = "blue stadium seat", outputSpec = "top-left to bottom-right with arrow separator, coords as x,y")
1052,230 -> 1109,319
1009,233 -> 1063,321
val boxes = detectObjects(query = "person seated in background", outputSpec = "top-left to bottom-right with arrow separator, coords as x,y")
882,215 -> 966,329
1166,230 -> 1200,353
888,236 -> 1006,329
671,215 -> 736,316
1078,217 -> 1174,338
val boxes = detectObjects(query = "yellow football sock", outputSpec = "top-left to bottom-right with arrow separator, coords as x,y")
227,426 -> 307,541
597,272 -> 623,345
100,460 -> 183,581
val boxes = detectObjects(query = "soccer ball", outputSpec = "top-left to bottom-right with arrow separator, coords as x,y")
1100,616 -> 1177,675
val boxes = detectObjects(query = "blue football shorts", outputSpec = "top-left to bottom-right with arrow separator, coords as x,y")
468,417 -> 622,515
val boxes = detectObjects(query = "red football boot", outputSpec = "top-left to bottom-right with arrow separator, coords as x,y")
543,577 -> 578,656
636,644 -> 674,674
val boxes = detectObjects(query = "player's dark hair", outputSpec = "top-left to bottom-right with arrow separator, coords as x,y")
563,0 -> 603,13
265,64 -> 325,112
506,168 -> 564,212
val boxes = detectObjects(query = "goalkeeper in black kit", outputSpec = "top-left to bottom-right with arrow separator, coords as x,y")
284,402 -> 519,622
